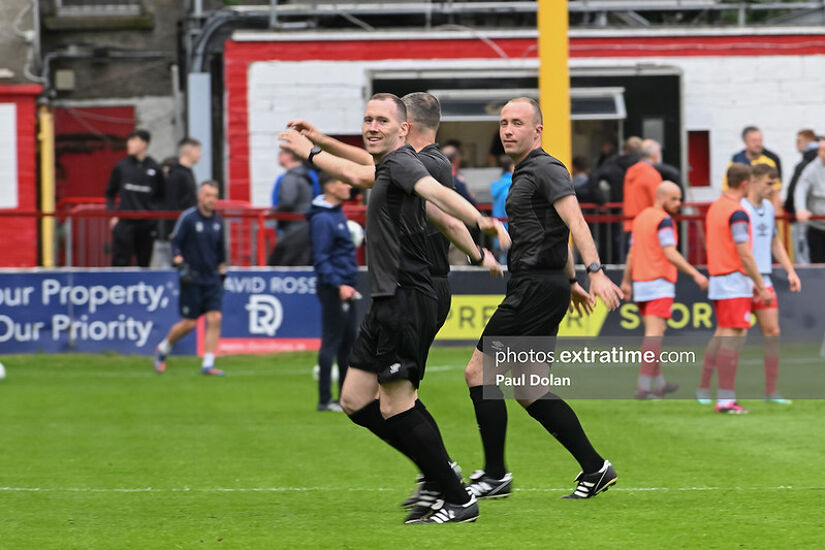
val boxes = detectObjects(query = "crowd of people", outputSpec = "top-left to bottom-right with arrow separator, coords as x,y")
560,125 -> 825,265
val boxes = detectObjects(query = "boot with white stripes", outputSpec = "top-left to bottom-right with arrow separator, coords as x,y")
410,493 -> 479,524
562,460 -> 617,499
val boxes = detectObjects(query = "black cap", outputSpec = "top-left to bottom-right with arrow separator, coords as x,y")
128,129 -> 151,143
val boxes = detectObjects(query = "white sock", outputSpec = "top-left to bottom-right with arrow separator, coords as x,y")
637,375 -> 652,391
158,339 -> 171,354
202,353 -> 215,368
653,375 -> 666,391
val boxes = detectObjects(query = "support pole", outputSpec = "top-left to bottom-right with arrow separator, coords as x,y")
38,105 -> 56,267
538,0 -> 571,168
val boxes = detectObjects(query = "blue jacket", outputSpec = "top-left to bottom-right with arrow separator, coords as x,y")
171,207 -> 226,286
490,171 -> 513,249
490,171 -> 513,229
307,196 -> 358,288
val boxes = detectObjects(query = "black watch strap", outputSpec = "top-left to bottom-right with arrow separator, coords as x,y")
586,262 -> 603,274
469,245 -> 485,266
569,277 -> 578,285
307,145 -> 322,165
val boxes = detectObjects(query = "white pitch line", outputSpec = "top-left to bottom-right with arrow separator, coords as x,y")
0,485 -> 815,494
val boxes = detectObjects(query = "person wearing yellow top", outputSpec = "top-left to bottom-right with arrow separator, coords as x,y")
722,126 -> 783,190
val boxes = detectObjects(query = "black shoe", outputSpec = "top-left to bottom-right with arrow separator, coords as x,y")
409,494 -> 479,524
401,462 -> 462,510
403,481 -> 442,523
467,470 -> 512,499
562,460 -> 617,499
401,474 -> 426,510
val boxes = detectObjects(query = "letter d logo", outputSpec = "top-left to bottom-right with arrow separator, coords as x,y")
246,295 -> 283,336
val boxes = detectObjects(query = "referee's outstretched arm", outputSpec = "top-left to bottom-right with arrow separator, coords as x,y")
426,201 -> 503,277
555,194 -> 623,310
287,118 -> 374,166
279,129 -> 375,189
413,175 -> 511,250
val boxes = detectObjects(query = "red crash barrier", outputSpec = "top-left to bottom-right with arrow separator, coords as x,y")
1,199 -> 819,267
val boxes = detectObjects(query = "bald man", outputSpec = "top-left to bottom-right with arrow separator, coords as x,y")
464,97 -> 623,501
621,181 -> 709,399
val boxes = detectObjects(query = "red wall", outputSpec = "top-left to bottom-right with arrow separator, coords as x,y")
0,85 -> 41,267
53,106 -> 135,201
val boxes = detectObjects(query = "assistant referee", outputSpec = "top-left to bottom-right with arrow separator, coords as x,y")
463,98 -> 624,501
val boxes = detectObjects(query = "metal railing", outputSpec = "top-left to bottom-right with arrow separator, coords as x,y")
43,198 -> 368,268
2,198 -> 821,268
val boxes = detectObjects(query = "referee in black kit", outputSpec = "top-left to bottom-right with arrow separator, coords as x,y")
397,92 -> 505,519
282,92 -> 502,522
280,93 -> 509,525
105,129 -> 165,267
463,98 -> 624,501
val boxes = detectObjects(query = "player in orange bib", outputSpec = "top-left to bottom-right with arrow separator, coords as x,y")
698,163 -> 772,414
622,181 -> 708,399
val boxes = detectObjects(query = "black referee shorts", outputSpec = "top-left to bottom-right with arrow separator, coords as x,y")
348,287 -> 439,388
432,275 -> 452,332
476,270 -> 570,352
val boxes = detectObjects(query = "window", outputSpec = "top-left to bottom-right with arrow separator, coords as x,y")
55,0 -> 144,17
429,87 -> 626,122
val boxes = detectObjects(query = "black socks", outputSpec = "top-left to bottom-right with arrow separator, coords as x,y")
414,399 -> 452,463
385,407 -> 469,504
525,393 -> 604,473
469,385 -> 508,479
348,399 -> 409,457
348,399 -> 468,504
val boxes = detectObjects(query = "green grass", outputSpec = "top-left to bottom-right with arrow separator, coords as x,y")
1,349 -> 823,549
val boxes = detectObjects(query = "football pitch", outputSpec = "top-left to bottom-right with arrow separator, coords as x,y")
1,349 -> 823,549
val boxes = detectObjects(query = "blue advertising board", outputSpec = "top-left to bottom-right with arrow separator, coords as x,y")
0,269 -> 328,356
0,270 -> 193,354
2,267 -> 825,355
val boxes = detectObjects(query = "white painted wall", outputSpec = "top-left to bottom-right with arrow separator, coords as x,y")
246,58 -> 536,206
133,96 -> 177,166
0,103 -> 18,209
245,55 -> 825,207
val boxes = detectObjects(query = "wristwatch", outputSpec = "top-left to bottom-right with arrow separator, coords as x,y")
307,145 -> 322,166
569,277 -> 578,285
585,262 -> 604,274
469,245 -> 485,266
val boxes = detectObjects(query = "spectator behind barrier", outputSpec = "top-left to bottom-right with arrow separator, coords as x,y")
490,155 -> 515,262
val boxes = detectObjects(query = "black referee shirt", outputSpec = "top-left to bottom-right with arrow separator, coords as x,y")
506,148 -> 576,272
367,144 -> 433,298
105,155 -> 165,212
417,144 -> 455,278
